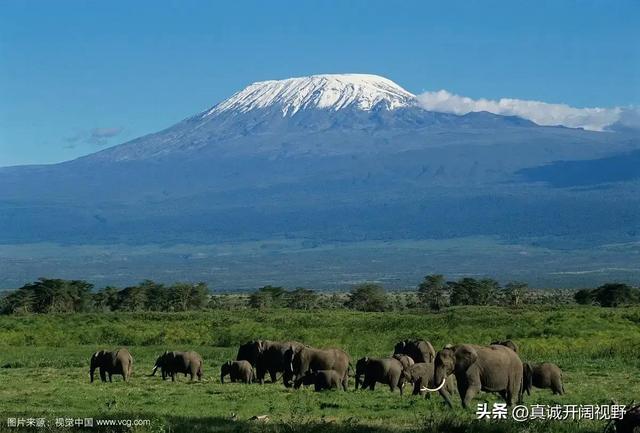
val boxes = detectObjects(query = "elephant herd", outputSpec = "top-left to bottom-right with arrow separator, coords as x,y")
89,338 -> 565,409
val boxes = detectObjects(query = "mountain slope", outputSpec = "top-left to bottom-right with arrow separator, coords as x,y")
0,74 -> 638,288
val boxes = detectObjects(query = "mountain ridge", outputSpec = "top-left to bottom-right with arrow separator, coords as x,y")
0,73 -> 638,289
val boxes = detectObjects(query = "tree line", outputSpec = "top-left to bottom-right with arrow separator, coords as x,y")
0,276 -> 638,315
0,279 -> 208,314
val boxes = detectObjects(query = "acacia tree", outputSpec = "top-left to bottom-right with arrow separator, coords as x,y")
345,283 -> 387,312
170,282 -> 209,311
417,274 -> 448,310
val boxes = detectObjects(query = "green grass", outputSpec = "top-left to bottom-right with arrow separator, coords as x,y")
0,306 -> 639,432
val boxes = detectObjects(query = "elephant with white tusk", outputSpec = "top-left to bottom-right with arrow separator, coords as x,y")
432,344 -> 524,408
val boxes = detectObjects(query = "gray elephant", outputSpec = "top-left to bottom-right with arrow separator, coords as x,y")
90,348 -> 133,383
307,370 -> 343,391
406,362 -> 457,397
432,344 -> 523,408
523,362 -> 564,395
392,354 -> 415,371
220,360 -> 254,384
151,351 -> 203,381
236,340 -> 303,385
491,340 -> 519,353
407,362 -> 435,396
285,346 -> 350,390
355,357 -> 407,394
393,339 -> 435,363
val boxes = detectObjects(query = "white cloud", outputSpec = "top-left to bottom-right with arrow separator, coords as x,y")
415,90 -> 632,132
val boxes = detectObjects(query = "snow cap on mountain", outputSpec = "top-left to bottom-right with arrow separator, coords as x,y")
204,73 -> 416,117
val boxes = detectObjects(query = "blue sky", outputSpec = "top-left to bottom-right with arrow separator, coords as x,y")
1,0 -> 638,166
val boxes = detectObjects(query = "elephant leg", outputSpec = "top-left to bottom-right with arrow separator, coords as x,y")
108,373 -> 113,383
99,368 -> 107,382
505,389 -> 515,406
171,373 -> 175,382
256,367 -> 266,384
461,384 -> 480,409
553,379 -> 564,395
269,369 -> 277,383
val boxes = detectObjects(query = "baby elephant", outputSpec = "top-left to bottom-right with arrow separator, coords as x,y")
491,340 -> 519,353
220,360 -> 254,384
406,363 -> 457,397
524,362 -> 565,395
90,348 -> 133,383
407,362 -> 435,396
303,370 -> 344,391
355,357 -> 406,394
151,350 -> 203,381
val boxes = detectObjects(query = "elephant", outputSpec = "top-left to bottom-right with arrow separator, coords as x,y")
236,340 -> 303,385
355,357 -> 407,394
393,339 -> 435,363
406,362 -> 457,397
432,344 -> 524,408
392,354 -> 415,371
491,340 -> 519,353
306,370 -> 344,391
285,346 -> 350,390
151,351 -> 203,381
220,360 -> 254,384
407,362 -> 435,396
90,348 -> 133,383
523,362 -> 564,395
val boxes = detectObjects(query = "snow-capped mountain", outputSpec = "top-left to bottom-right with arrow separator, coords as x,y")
204,74 -> 416,116
0,73 -> 638,279
80,74 -> 549,162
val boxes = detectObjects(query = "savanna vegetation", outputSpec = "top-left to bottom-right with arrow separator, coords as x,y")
2,276 -> 638,315
0,303 -> 639,433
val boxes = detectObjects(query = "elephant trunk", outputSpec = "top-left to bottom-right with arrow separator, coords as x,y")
150,365 -> 158,376
90,367 -> 95,383
220,371 -> 225,384
431,367 -> 454,408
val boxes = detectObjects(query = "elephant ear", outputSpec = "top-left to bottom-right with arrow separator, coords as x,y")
455,345 -> 478,372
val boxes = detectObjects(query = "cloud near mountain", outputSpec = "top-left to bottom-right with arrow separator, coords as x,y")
416,89 -> 636,131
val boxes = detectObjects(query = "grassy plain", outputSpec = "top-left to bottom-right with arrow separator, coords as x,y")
0,306 -> 639,432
